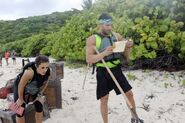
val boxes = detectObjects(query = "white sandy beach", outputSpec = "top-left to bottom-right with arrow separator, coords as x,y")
0,57 -> 185,123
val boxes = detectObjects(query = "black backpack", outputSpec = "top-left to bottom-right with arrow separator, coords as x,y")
14,62 -> 35,86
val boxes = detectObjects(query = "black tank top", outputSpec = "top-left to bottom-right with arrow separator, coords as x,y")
14,62 -> 50,88
30,64 -> 50,88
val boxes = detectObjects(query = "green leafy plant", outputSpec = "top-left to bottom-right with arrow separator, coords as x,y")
0,0 -> 184,67
182,80 -> 185,87
127,73 -> 137,80
65,62 -> 85,69
164,83 -> 169,88
163,73 -> 168,79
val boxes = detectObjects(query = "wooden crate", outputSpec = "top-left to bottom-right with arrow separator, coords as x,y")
0,110 -> 15,123
24,103 -> 50,123
44,79 -> 62,109
49,62 -> 64,81
43,61 -> 63,109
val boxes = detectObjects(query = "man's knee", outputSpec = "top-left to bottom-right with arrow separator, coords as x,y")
100,95 -> 109,105
125,90 -> 134,98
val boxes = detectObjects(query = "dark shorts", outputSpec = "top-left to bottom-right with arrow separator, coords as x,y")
12,57 -> 16,60
13,84 -> 43,117
96,66 -> 132,100
15,101 -> 43,117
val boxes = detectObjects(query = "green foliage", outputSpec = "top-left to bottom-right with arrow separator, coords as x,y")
0,10 -> 80,44
164,82 -> 173,88
164,82 -> 168,88
127,73 -> 137,80
163,72 -> 168,79
21,34 -> 47,56
0,0 -> 184,64
113,16 -> 134,37
65,62 -> 86,69
182,80 -> 185,87
130,16 -> 184,60
178,32 -> 185,58
142,69 -> 152,73
51,12 -> 97,61
40,33 -> 57,56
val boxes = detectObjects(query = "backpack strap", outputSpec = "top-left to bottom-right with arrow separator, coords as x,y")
112,32 -> 119,42
91,33 -> 103,74
94,33 -> 103,50
39,78 -> 50,95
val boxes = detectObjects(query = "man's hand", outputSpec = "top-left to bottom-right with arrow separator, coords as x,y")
125,39 -> 134,48
102,46 -> 114,57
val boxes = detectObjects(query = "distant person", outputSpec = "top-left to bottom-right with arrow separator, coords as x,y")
11,50 -> 17,65
0,52 -> 2,66
14,55 -> 51,123
4,51 -> 9,66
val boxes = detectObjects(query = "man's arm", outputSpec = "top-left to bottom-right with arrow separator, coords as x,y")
86,35 -> 113,64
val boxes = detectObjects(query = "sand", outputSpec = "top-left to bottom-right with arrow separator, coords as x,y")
0,57 -> 185,123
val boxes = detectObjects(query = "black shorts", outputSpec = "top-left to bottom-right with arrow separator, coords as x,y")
96,66 -> 132,100
15,101 -> 43,117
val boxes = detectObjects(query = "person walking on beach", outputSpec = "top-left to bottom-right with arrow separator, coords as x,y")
13,55 -> 50,123
86,13 -> 143,123
11,50 -> 17,65
4,50 -> 9,66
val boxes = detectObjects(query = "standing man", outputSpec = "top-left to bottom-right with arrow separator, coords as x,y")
86,13 -> 143,123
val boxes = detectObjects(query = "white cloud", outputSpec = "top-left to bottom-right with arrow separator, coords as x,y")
0,0 -> 83,20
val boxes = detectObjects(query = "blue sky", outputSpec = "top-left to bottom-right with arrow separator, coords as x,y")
0,0 -> 84,20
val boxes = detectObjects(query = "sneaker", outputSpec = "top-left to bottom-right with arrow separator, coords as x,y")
131,118 -> 144,123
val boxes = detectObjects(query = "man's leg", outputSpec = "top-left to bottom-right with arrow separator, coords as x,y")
125,90 -> 138,119
125,90 -> 144,123
100,94 -> 109,123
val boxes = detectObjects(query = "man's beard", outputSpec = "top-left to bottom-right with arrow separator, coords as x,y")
101,30 -> 111,36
